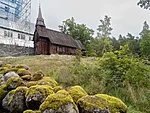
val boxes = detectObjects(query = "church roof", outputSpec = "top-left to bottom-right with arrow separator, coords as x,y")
36,26 -> 85,50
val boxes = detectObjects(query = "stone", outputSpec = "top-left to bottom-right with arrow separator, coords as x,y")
17,69 -> 31,77
3,72 -> 20,82
15,64 -> 30,70
26,85 -> 54,110
77,94 -> 127,113
40,90 -> 79,113
6,77 -> 24,90
66,85 -> 88,103
2,87 -> 28,113
31,70 -> 44,81
37,77 -> 57,88
21,75 -> 32,81
2,90 -> 15,111
9,87 -> 28,113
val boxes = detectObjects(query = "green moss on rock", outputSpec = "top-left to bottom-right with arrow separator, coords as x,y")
67,86 -> 88,103
77,95 -> 108,110
37,77 -> 57,87
77,94 -> 127,113
15,86 -> 28,93
31,70 -> 44,81
0,67 -> 9,74
17,69 -> 31,76
40,90 -> 78,112
26,81 -> 38,88
25,85 -> 54,97
95,94 -> 127,113
0,84 -> 8,100
6,77 -> 24,89
15,64 -> 29,70
53,86 -> 63,93
9,68 -> 19,73
21,75 -> 32,81
23,110 -> 41,113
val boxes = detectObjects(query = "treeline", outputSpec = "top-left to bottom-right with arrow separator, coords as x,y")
59,16 -> 150,58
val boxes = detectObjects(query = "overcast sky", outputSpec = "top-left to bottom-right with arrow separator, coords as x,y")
31,0 -> 150,37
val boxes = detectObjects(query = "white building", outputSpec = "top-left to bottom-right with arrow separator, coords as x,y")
0,0 -> 34,48
0,17 -> 34,47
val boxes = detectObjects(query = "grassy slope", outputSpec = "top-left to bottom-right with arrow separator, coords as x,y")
0,55 -> 95,75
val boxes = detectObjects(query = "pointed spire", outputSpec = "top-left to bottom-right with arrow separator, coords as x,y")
36,4 -> 46,27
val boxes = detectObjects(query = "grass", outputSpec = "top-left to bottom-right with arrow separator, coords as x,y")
0,55 -> 97,76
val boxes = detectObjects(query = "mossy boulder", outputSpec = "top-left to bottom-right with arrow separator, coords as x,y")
40,90 -> 79,113
25,85 -> 54,110
23,110 -> 41,113
96,94 -> 127,113
26,81 -> 38,88
31,70 -> 44,81
2,89 -> 15,111
53,86 -> 63,93
6,77 -> 25,90
2,86 -> 28,113
15,64 -> 30,70
22,75 -> 32,81
9,87 -> 28,113
17,69 -> 31,77
66,86 -> 88,103
37,77 -> 57,88
77,94 -> 127,113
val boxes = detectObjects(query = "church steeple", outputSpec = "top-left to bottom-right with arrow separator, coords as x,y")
36,4 -> 46,27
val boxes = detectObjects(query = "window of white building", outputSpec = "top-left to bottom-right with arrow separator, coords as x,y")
18,34 -> 20,39
21,34 -> 25,40
4,31 -> 7,37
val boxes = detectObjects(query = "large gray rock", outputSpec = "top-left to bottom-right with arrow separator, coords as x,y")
9,91 -> 27,113
2,87 -> 28,113
43,103 -> 77,113
26,85 -> 54,110
2,90 -> 14,111
3,72 -> 19,82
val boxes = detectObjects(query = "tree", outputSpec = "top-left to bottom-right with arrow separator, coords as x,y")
97,15 -> 113,37
59,17 -> 94,47
137,0 -> 150,10
140,21 -> 150,57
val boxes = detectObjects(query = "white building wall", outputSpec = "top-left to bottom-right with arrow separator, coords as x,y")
0,27 -> 34,47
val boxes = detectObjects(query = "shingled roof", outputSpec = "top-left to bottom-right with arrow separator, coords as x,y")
35,5 -> 85,50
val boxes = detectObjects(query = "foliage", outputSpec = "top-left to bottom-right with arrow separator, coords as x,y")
87,37 -> 113,57
97,15 -> 113,37
140,21 -> 150,57
98,44 -> 150,89
59,17 -> 94,47
137,0 -> 150,10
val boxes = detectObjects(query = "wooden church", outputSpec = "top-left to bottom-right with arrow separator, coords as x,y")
33,6 -> 85,55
